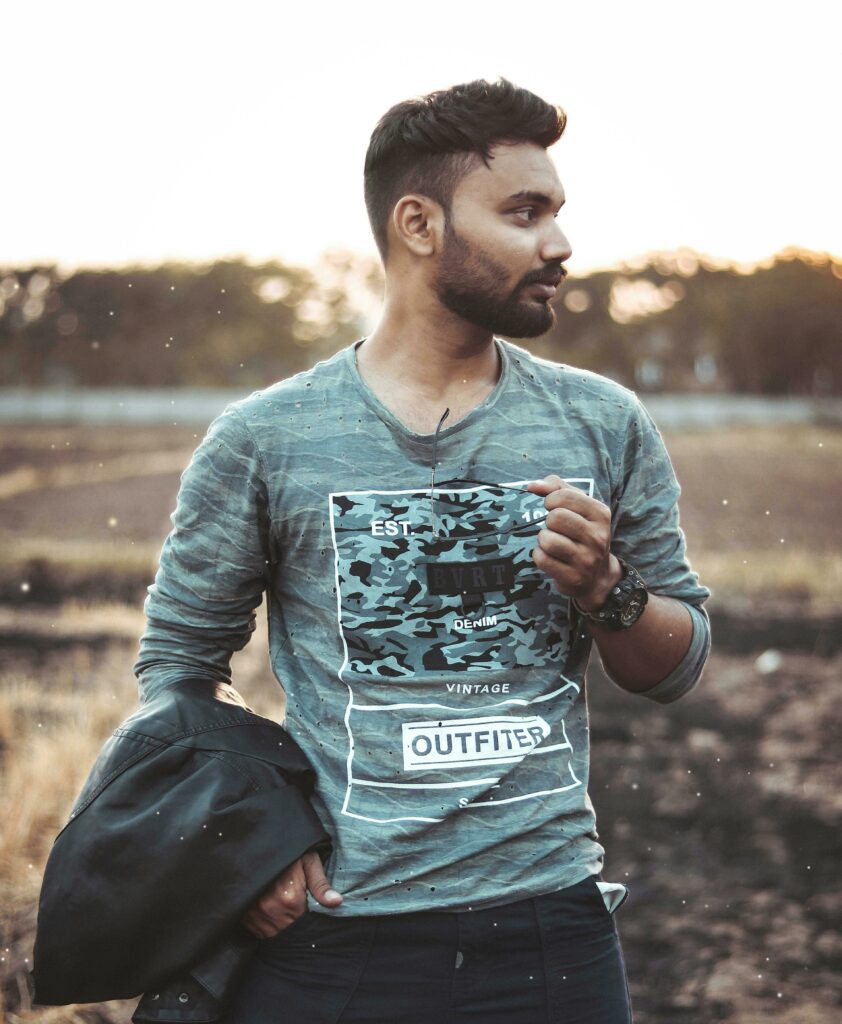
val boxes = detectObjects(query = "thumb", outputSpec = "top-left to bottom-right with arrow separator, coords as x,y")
301,849 -> 343,907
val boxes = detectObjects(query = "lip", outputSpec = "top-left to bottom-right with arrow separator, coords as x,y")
525,282 -> 557,299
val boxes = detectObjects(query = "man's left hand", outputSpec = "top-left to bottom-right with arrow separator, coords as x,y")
527,475 -> 623,613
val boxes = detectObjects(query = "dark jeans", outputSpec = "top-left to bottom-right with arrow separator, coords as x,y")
221,875 -> 632,1024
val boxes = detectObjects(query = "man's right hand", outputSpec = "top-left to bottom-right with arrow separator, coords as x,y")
240,849 -> 343,939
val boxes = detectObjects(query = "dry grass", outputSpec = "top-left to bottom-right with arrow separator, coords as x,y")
0,645 -> 139,1022
0,606 -> 283,1021
0,420 -> 840,1021
691,547 -> 842,612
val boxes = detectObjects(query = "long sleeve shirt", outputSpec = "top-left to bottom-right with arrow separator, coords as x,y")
134,338 -> 711,915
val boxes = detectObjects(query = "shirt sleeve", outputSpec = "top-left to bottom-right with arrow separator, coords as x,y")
607,395 -> 712,703
133,404 -> 272,704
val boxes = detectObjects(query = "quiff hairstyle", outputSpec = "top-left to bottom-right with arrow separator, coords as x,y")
364,77 -> 567,263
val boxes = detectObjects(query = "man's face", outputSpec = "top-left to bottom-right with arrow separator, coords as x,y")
433,142 -> 571,338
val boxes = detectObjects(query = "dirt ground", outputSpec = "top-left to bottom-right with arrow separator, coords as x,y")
1,421 -> 840,1022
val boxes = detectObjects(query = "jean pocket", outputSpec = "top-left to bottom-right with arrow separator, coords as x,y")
258,908 -> 325,950
594,878 -> 629,915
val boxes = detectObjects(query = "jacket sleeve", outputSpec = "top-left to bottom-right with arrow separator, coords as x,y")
607,395 -> 712,704
133,404 -> 272,704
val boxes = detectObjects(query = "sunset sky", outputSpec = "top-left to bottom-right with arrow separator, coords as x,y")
3,0 -> 838,276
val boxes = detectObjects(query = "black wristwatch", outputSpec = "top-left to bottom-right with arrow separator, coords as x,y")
571,557 -> 648,631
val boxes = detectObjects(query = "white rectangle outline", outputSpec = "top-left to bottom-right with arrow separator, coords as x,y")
401,715 -> 565,770
327,478 -> 593,824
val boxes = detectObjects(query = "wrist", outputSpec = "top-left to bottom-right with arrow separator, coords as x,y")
572,557 -> 650,632
574,555 -> 624,613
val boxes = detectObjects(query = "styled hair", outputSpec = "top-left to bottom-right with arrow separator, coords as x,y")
364,77 -> 566,262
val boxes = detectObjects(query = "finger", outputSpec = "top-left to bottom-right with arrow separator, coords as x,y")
302,849 -> 343,907
255,860 -> 308,928
240,907 -> 277,940
535,528 -> 581,566
543,486 -> 605,522
544,506 -> 592,544
526,475 -> 565,497
532,542 -> 587,595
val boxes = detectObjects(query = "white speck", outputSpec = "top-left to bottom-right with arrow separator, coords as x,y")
722,499 -> 728,505
754,649 -> 783,675
107,516 -> 118,528
20,581 -> 30,592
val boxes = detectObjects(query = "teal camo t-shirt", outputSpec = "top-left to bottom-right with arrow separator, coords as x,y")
134,338 -> 711,915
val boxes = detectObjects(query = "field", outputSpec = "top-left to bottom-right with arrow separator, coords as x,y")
0,421 -> 840,1023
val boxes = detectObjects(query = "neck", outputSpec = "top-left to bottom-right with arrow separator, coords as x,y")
357,298 -> 500,400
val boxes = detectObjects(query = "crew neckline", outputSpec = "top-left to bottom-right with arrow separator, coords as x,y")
345,337 -> 511,446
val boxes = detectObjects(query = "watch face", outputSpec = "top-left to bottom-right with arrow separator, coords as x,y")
620,593 -> 645,624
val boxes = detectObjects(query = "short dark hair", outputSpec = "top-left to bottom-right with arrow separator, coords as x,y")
364,77 -> 567,262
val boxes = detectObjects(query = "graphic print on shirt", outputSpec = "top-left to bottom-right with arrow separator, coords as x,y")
328,479 -> 594,824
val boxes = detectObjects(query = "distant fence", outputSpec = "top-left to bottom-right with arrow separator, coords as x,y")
0,389 -> 841,430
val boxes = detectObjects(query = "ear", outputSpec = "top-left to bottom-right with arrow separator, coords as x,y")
391,194 -> 445,257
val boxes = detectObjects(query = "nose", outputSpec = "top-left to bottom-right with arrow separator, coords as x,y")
542,219 -> 572,265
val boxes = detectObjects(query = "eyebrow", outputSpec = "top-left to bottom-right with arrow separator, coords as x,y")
505,190 -> 565,210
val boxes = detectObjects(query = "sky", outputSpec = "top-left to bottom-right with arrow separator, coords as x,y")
2,0 -> 839,277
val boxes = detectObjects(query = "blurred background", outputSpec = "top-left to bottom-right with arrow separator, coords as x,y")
1,2 -> 840,1021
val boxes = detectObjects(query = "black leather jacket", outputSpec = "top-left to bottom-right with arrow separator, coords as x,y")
31,678 -> 331,1022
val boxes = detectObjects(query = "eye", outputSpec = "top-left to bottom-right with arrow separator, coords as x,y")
514,207 -> 538,222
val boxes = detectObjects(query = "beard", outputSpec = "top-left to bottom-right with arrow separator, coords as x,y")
434,220 -> 559,338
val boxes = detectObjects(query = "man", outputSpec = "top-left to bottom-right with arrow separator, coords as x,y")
135,78 -> 711,1023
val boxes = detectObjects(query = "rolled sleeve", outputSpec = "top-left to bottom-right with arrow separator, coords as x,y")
635,602 -> 711,704
133,404 -> 271,703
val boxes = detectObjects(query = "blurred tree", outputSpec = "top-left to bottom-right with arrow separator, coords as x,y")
0,249 -> 838,393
